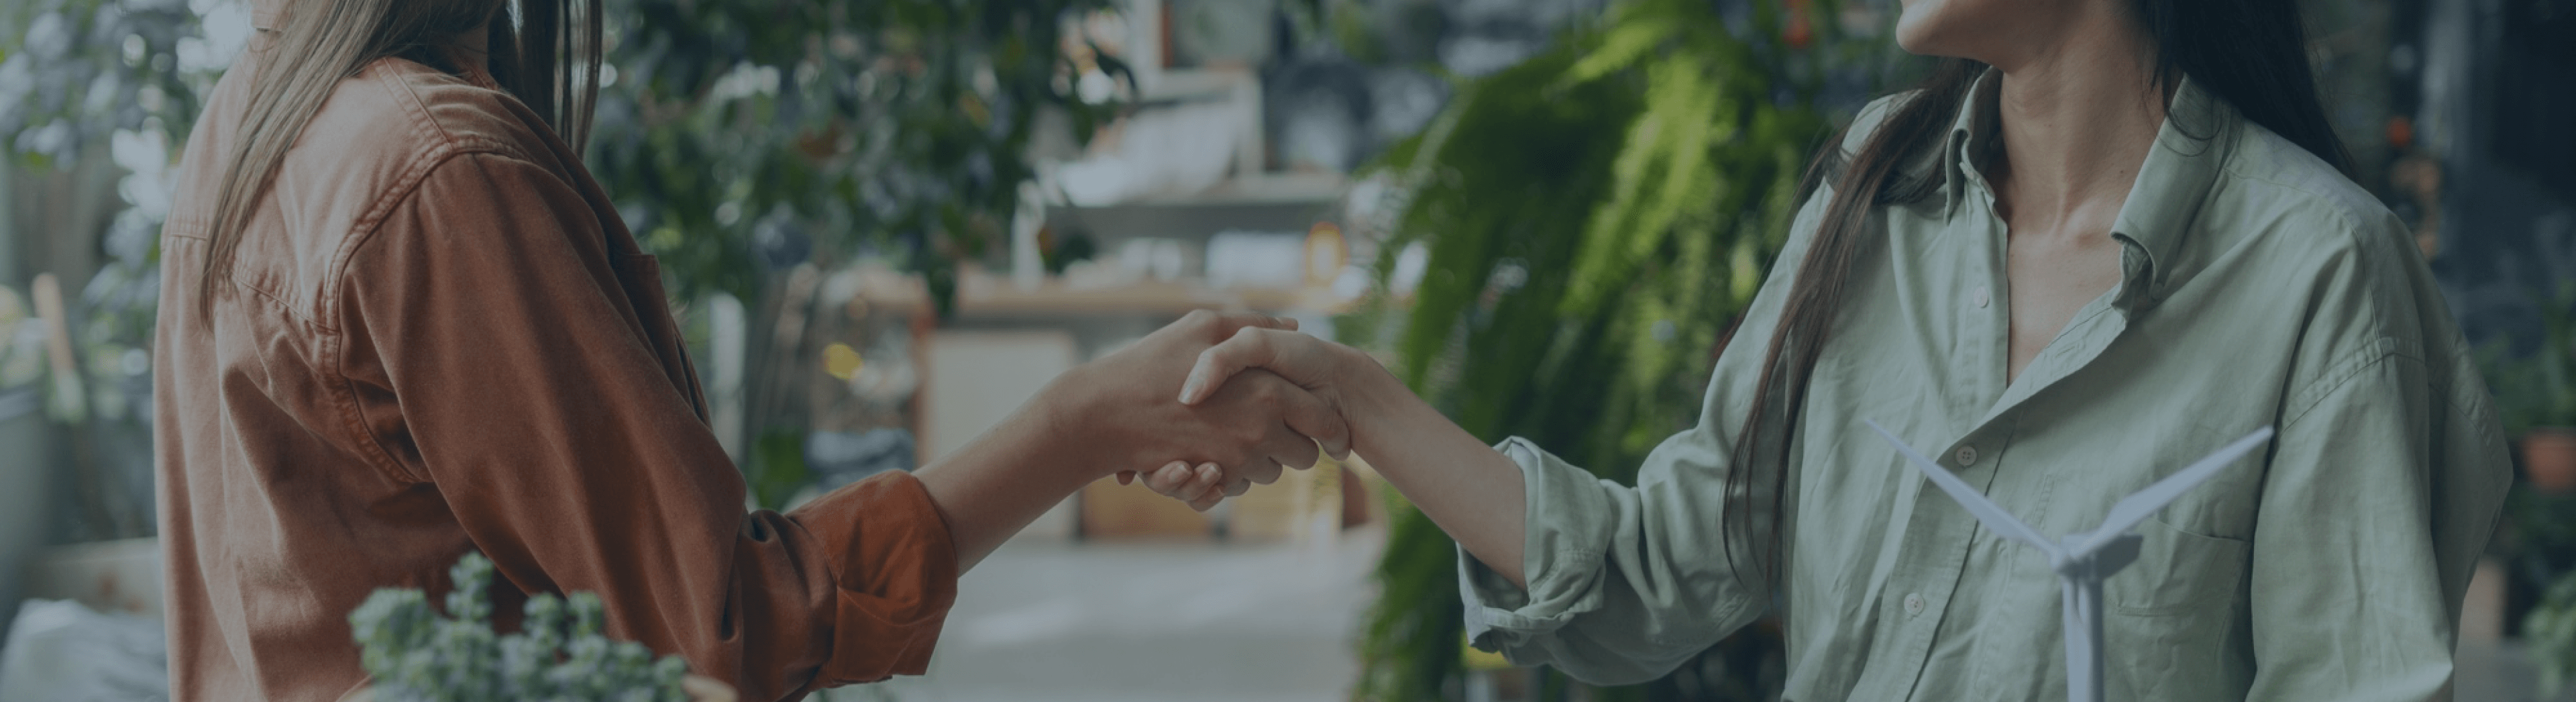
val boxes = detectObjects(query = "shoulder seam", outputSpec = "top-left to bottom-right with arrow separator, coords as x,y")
2280,338 -> 2427,430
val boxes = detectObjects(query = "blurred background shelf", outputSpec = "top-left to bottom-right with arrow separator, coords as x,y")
855,270 -> 1354,319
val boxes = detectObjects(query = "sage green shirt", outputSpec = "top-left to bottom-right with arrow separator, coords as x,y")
1462,70 -> 2512,702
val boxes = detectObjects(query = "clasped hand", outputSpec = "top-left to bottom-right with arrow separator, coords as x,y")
1064,311 -> 1366,511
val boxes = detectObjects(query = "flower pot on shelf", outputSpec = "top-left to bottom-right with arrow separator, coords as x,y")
2525,428 -> 2576,493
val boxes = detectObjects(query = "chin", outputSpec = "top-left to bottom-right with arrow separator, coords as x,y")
1893,0 -> 1952,57
1892,0 -> 2006,62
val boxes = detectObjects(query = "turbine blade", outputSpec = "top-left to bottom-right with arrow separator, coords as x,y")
2073,426 -> 2274,556
1864,419 -> 2059,557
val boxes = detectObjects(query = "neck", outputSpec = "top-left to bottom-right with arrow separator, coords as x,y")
1984,15 -> 2165,236
453,21 -> 492,72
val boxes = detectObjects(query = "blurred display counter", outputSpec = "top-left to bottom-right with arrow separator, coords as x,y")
19,537 -> 161,621
1079,454 -> 1379,544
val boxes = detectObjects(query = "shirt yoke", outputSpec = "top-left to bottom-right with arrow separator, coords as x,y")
252,57 -> 563,331
2210,125 -> 2464,423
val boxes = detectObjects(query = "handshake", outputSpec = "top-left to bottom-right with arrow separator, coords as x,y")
1034,309 -> 1382,512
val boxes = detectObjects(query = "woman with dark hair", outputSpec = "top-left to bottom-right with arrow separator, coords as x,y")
1157,0 -> 2511,698
153,0 -> 1343,699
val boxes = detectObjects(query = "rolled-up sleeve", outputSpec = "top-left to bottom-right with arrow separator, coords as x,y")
1458,432 -> 1770,685
343,151 -> 957,699
1456,182 -> 1829,685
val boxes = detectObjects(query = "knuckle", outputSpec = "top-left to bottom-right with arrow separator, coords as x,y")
1236,328 -> 1273,352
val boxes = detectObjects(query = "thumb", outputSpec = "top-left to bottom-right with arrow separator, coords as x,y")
1178,328 -> 1281,405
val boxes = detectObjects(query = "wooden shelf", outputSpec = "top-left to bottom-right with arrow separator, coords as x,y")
1104,172 -> 1347,207
853,269 -> 1351,317
1048,172 -> 1347,243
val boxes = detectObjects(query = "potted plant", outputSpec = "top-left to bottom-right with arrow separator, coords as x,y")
344,553 -> 735,702
2488,284 -> 2576,493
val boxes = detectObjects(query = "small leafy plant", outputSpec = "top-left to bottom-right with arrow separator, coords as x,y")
348,552 -> 694,702
2528,570 -> 2576,696
2483,283 -> 2576,436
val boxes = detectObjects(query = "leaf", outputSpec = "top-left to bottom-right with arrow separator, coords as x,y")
1562,17 -> 1673,87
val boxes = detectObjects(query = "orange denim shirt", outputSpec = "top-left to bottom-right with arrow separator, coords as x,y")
151,34 -> 957,702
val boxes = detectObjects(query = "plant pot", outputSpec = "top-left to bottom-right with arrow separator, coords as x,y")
2525,428 -> 2576,493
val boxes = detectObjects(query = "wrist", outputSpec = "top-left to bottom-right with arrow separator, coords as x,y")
1026,365 -> 1122,481
1332,347 -> 1416,458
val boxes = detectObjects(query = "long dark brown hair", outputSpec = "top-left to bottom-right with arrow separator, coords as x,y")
197,0 -> 604,307
1723,0 -> 2352,584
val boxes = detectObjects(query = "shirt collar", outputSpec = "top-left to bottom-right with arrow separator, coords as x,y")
1935,68 -> 2241,309
1939,68 -> 2006,216
248,0 -> 504,91
2106,76 -> 2239,304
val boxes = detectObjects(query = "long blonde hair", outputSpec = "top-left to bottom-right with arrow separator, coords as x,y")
198,0 -> 603,306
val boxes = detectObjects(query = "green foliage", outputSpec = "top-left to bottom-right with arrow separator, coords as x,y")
2483,283 -> 2576,436
1344,0 -> 1891,699
350,552 -> 693,702
2481,287 -> 2576,677
589,0 -> 1124,310
0,0 -> 215,540
747,427 -> 812,511
2530,569 -> 2576,696
0,0 -> 209,170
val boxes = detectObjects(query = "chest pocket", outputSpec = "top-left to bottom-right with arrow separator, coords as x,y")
2108,515 -> 2248,615
613,254 -> 708,420
2102,515 -> 2251,699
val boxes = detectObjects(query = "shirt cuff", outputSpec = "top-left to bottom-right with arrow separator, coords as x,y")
788,470 -> 962,687
1459,438 -> 1611,658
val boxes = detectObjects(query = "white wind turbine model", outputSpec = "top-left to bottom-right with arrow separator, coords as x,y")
1862,420 -> 2274,702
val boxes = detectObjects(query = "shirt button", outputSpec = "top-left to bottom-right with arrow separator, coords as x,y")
1972,286 -> 1990,308
1953,445 -> 1979,465
1904,593 -> 1926,616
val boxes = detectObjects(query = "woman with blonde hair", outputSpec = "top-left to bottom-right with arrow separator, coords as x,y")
154,1 -> 1340,699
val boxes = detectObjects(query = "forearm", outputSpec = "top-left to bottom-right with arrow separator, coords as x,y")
912,384 -> 1108,571
1338,354 -> 1532,587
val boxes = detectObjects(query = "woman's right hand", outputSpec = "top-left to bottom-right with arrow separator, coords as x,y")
916,310 -> 1358,568
1038,311 -> 1354,487
1128,325 -> 1393,509
1133,325 -> 1534,591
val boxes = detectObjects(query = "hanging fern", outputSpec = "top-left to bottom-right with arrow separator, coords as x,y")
1345,0 -> 1894,699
